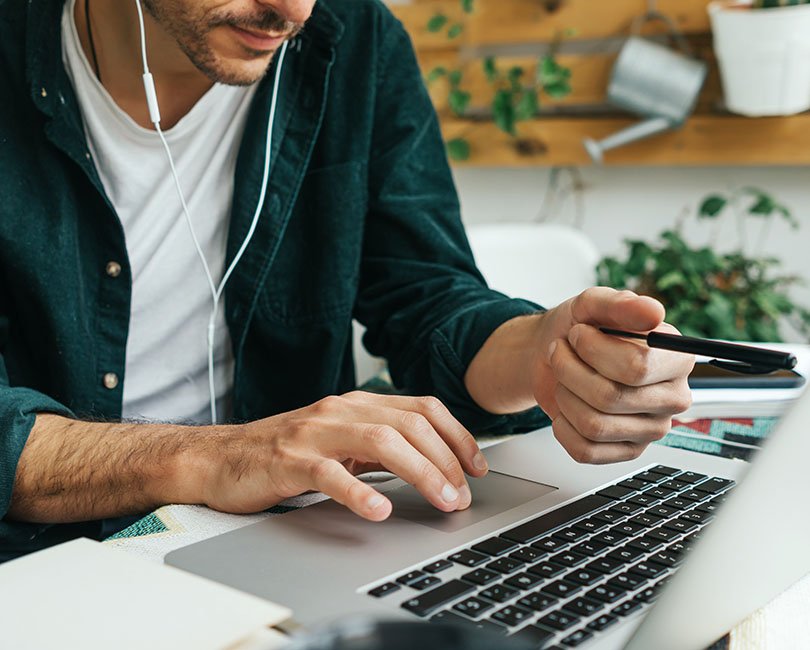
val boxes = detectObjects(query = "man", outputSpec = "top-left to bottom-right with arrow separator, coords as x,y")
0,0 -> 693,562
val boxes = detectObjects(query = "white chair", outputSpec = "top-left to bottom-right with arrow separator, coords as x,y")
353,223 -> 600,386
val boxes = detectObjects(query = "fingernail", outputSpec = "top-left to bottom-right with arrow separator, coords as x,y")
547,340 -> 558,362
367,494 -> 386,510
458,485 -> 472,508
441,484 -> 460,503
473,452 -> 488,472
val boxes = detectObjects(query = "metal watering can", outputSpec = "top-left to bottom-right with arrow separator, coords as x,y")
583,15 -> 708,163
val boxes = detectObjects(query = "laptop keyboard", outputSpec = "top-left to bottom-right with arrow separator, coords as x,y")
365,465 -> 735,649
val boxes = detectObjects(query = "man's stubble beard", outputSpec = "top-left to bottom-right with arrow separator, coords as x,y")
139,0 -> 300,86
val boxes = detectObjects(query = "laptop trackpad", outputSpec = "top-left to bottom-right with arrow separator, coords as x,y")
386,471 -> 557,533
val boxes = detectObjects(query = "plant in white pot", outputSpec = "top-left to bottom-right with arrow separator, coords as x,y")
709,0 -> 810,116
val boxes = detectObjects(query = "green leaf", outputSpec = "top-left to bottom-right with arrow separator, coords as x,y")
508,66 -> 524,83
492,90 -> 516,135
699,195 -> 727,218
545,80 -> 572,98
425,66 -> 447,83
448,89 -> 471,115
482,56 -> 498,82
447,22 -> 464,39
657,270 -> 687,291
460,0 -> 475,13
447,69 -> 463,87
537,55 -> 562,85
514,90 -> 539,121
446,138 -> 471,161
426,14 -> 449,32
749,194 -> 776,216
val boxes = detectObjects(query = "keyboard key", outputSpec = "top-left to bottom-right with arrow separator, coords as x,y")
587,584 -> 626,603
401,579 -> 474,617
587,613 -> 619,631
397,570 -> 427,586
661,479 -> 689,492
646,505 -> 679,518
592,531 -> 625,546
490,604 -> 532,627
680,489 -> 710,502
479,584 -> 520,603
629,513 -> 663,528
472,537 -> 519,557
649,465 -> 681,477
430,611 -> 507,635
567,568 -> 604,586
608,572 -> 645,591
597,485 -> 636,500
633,471 -> 667,484
606,546 -> 644,564
501,495 -> 612,544
550,550 -> 589,568
610,522 -> 647,537
563,596 -> 605,617
633,586 -> 659,604
511,624 -> 556,648
627,493 -> 661,507
486,557 -> 525,575
612,600 -> 643,617
369,582 -> 400,598
696,477 -> 735,494
618,478 -> 649,492
541,580 -> 582,599
517,591 -> 559,612
678,472 -> 707,484
448,549 -> 488,567
423,559 -> 453,574
626,536 -> 664,553
695,501 -> 721,515
648,550 -> 682,569
510,547 -> 546,564
645,487 -> 676,500
646,526 -> 681,543
610,502 -> 644,516
461,568 -> 500,586
527,561 -> 567,580
504,572 -> 544,591
662,518 -> 699,535
573,517 -> 609,534
586,557 -> 624,575
662,496 -> 692,510
452,596 -> 494,619
552,527 -> 590,544
571,540 -> 607,557
592,510 -> 627,524
410,575 -> 442,590
531,537 -> 569,553
629,561 -> 668,580
538,610 -> 581,631
561,630 -> 594,647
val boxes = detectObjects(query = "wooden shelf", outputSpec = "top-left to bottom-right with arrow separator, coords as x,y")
387,0 -> 810,167
441,115 -> 810,166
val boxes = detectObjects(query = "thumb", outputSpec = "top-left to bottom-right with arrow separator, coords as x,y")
570,288 -> 665,332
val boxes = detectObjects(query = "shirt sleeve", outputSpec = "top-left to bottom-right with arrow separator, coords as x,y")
356,16 -> 550,435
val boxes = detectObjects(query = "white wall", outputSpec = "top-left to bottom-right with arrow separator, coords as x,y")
453,166 -> 810,342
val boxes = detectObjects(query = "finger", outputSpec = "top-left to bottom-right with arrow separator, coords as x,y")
344,392 -> 488,478
351,405 -> 472,508
551,414 -> 647,465
568,323 -> 695,387
549,338 -> 693,416
555,384 -> 672,444
570,288 -> 665,332
308,458 -> 393,522
337,423 -> 466,513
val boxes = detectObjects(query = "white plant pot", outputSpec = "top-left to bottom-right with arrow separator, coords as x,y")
709,0 -> 810,116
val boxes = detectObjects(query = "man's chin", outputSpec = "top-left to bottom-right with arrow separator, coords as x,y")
197,55 -> 275,87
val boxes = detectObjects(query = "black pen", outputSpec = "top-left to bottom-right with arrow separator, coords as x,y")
599,327 -> 798,374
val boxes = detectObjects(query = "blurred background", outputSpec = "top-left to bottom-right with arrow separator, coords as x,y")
384,0 -> 810,344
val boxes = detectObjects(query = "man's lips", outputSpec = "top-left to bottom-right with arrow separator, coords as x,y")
229,25 -> 289,51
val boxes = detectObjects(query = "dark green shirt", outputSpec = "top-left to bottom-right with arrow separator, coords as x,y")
0,0 -> 547,561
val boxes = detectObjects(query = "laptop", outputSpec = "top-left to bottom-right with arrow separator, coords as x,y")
167,386 -> 810,649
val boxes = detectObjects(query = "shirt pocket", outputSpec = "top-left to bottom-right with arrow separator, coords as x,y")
258,161 -> 368,325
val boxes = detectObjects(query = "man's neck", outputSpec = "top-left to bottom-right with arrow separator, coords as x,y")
74,0 -> 214,130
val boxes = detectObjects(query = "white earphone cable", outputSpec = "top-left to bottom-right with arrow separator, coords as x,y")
134,0 -> 287,423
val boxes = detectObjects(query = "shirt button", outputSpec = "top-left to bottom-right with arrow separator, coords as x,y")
103,373 -> 119,390
106,261 -> 122,278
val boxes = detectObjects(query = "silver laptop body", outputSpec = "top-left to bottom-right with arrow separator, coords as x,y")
167,388 -> 810,650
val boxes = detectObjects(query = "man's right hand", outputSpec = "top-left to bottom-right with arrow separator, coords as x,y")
194,392 -> 489,521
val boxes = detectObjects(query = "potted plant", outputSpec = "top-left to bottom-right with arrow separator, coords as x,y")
597,187 -> 810,342
709,0 -> 810,116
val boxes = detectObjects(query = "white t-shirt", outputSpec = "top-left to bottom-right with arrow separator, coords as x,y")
61,0 -> 258,424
